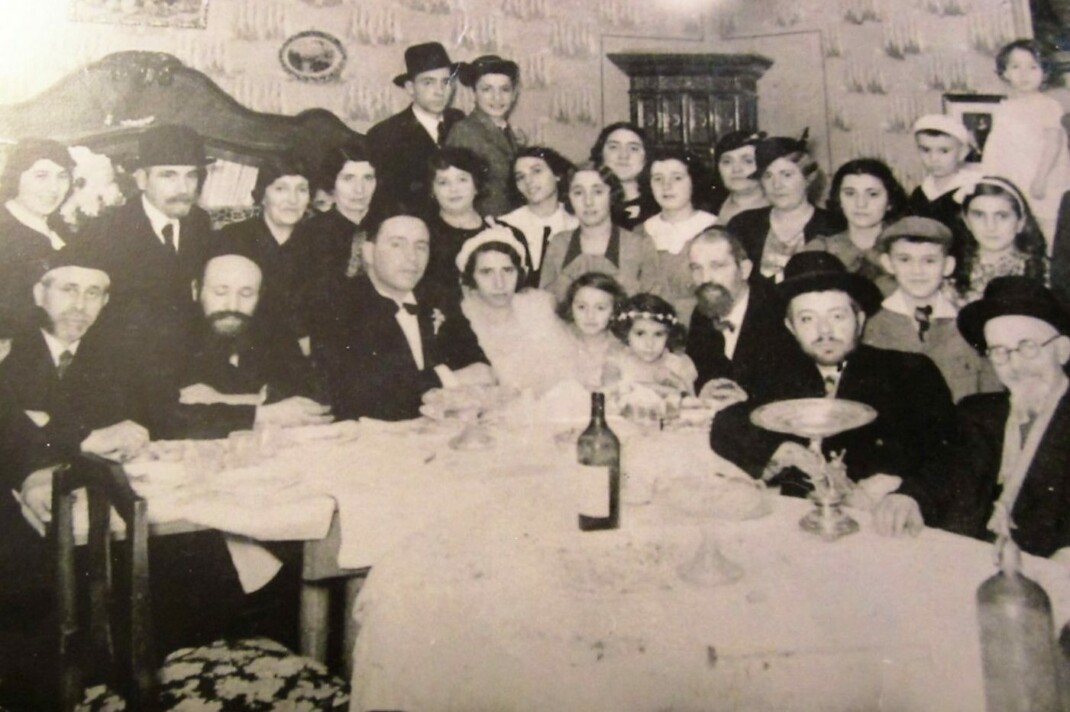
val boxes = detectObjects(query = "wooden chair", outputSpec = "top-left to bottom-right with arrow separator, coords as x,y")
51,454 -> 350,712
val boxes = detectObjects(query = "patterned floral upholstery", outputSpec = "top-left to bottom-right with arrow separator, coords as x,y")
76,637 -> 349,712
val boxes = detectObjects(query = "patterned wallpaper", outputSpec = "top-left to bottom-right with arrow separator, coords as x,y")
0,0 -> 1040,187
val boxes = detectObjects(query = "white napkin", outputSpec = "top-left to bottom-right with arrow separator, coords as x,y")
224,535 -> 283,593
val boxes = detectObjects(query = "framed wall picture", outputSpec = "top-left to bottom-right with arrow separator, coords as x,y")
942,93 -> 1006,162
279,31 -> 346,83
69,0 -> 210,29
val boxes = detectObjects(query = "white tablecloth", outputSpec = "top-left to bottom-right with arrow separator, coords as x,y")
348,478 -> 1070,712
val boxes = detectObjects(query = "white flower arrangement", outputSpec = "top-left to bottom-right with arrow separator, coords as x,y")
59,145 -> 127,231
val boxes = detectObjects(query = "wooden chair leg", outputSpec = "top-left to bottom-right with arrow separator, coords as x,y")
342,572 -> 367,680
299,581 -> 331,664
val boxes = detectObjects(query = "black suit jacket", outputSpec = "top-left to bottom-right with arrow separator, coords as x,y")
85,197 -> 213,350
367,105 -> 464,214
710,344 -> 955,516
939,391 -> 1070,558
161,316 -> 320,440
685,280 -> 805,399
312,275 -> 443,421
0,325 -> 160,459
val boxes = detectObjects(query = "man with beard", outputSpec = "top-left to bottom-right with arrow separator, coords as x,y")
939,278 -> 1070,560
164,250 -> 332,440
84,124 -> 213,357
685,226 -> 806,400
709,251 -> 955,537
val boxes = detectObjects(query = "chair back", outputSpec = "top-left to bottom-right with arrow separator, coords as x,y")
51,454 -> 156,711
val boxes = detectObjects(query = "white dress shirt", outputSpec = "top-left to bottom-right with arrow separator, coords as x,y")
721,288 -> 750,360
41,329 -> 80,366
142,194 -> 180,251
412,103 -> 444,144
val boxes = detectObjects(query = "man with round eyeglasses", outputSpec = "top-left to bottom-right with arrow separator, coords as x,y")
939,276 -> 1070,562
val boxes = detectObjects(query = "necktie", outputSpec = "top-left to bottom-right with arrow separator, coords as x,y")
436,120 -> 447,147
399,302 -> 419,316
56,350 -> 74,380
712,318 -> 735,333
914,305 -> 933,342
537,226 -> 552,268
1019,411 -> 1037,445
161,223 -> 176,254
823,374 -> 838,397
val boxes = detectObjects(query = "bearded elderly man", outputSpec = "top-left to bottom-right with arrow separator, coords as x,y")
709,252 -> 956,536
940,278 -> 1070,561
161,248 -> 332,440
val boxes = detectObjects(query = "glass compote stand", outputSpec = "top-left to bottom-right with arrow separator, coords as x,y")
750,398 -> 877,542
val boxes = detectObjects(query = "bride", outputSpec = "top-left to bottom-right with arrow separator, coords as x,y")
437,226 -> 575,395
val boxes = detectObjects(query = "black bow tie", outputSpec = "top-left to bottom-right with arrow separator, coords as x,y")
398,302 -> 419,316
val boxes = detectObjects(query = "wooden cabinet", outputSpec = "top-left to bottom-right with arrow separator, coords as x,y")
607,53 -> 772,156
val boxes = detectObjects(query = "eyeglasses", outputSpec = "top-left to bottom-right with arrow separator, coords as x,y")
986,334 -> 1061,365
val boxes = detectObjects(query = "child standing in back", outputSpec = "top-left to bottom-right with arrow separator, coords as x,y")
907,114 -> 979,233
982,38 -> 1070,247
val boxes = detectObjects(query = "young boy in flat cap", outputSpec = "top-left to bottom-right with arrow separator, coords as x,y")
863,216 -> 1000,402
907,114 -> 980,232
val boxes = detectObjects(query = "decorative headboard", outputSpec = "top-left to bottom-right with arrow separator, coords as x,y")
0,50 -> 363,216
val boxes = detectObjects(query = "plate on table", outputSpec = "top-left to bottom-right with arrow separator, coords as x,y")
750,398 -> 876,439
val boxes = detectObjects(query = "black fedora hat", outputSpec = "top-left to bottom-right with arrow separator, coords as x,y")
958,276 -> 1070,352
777,251 -> 883,317
35,241 -> 112,283
134,124 -> 209,169
393,42 -> 459,87
458,55 -> 519,88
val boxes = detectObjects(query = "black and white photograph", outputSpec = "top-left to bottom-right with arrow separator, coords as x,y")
4,0 -> 1070,710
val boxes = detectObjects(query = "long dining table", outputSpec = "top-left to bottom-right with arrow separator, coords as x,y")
344,442 -> 1070,712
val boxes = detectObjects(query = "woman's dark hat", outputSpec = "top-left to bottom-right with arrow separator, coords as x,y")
458,55 -> 520,88
958,276 -> 1070,352
755,130 -> 810,175
134,124 -> 209,168
393,42 -> 459,87
713,130 -> 766,159
777,251 -> 883,317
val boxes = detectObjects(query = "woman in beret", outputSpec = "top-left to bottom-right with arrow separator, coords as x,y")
726,133 -> 843,283
710,130 -> 769,224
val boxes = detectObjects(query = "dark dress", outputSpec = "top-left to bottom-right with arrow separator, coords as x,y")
419,213 -> 491,312
217,215 -> 304,336
725,206 -> 844,283
285,207 -> 366,339
0,204 -> 73,327
614,193 -> 659,232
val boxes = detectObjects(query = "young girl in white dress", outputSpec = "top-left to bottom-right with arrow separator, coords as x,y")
981,39 -> 1070,247
606,293 -> 697,396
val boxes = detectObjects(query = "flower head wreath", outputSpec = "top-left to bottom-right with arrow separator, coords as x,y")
614,309 -> 679,326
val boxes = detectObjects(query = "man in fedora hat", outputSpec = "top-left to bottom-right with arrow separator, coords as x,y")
710,251 -> 956,536
83,124 -> 213,355
939,277 -> 1070,560
367,42 -> 464,214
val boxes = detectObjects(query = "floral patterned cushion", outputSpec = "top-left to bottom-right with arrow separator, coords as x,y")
76,637 -> 349,712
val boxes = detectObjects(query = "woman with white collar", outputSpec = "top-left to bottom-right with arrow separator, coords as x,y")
497,146 -> 578,287
0,138 -> 75,325
634,148 -> 718,325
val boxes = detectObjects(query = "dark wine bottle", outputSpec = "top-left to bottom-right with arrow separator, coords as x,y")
576,392 -> 620,531
977,537 -> 1061,711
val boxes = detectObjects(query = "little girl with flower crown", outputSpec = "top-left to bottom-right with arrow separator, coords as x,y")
605,293 -> 697,396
